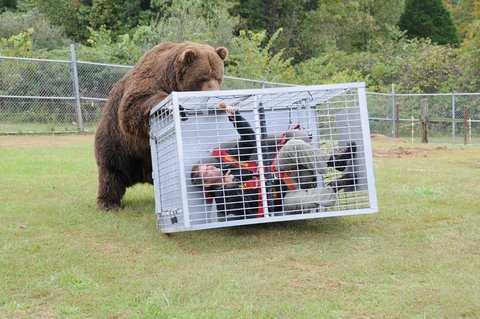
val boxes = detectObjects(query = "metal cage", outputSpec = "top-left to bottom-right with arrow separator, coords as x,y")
149,82 -> 378,233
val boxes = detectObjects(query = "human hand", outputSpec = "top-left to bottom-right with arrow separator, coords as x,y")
288,123 -> 301,131
223,170 -> 236,188
218,102 -> 236,116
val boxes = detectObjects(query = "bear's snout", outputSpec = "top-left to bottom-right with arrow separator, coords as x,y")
201,79 -> 221,91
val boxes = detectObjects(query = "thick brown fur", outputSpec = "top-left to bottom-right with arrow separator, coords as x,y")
94,42 -> 228,210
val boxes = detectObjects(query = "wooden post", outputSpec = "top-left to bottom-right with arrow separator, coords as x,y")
395,103 -> 400,138
464,107 -> 469,145
420,99 -> 428,143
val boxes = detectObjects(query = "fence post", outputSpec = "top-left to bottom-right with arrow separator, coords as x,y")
464,106 -> 469,145
70,44 -> 84,132
261,73 -> 269,89
420,98 -> 428,143
392,83 -> 396,138
395,103 -> 400,138
452,93 -> 456,144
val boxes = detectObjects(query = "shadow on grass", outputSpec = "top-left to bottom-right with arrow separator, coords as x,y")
160,217 -> 355,254
122,196 -> 350,234
92,193 -> 379,259
116,187 -> 359,254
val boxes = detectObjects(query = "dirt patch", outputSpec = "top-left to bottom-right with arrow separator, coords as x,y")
371,134 -> 408,143
374,146 -> 447,158
0,134 -> 93,147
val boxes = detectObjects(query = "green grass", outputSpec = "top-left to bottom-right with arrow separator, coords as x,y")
1,136 -> 479,318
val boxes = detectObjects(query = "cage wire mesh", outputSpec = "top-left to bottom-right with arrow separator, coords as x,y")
149,83 -> 378,232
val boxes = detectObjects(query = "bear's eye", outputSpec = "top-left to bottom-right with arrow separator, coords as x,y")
199,77 -> 209,82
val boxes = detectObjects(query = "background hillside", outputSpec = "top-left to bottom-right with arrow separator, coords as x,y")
1,0 -> 479,93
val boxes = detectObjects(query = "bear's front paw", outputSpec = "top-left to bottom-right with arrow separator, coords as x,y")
97,200 -> 122,212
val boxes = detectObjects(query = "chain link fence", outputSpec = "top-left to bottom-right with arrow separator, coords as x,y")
1,47 -> 479,145
368,92 -> 480,144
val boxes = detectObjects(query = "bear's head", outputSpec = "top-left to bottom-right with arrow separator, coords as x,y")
174,44 -> 228,92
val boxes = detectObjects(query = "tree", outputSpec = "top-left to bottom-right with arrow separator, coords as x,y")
0,0 -> 17,11
148,0 -> 237,48
398,0 -> 459,46
0,9 -> 70,51
88,0 -> 151,37
458,19 -> 480,91
231,0 -> 317,35
445,0 -> 480,41
273,0 -> 406,61
230,0 -> 318,62
26,0 -> 91,42
225,29 -> 294,83
85,0 -> 238,64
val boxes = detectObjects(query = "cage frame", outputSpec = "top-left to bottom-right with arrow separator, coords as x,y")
150,82 -> 378,233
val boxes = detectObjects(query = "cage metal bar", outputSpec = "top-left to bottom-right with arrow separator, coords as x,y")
169,82 -> 365,99
184,207 -> 377,232
358,87 -> 378,211
253,96 -> 271,218
172,92 -> 190,230
149,114 -> 163,230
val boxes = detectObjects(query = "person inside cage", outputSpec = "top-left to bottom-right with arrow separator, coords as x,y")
190,102 -> 357,220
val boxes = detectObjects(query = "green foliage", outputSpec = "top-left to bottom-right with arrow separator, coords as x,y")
457,19 -> 480,90
1,0 -> 480,93
27,0 -> 91,42
292,26 -> 462,93
231,0 -> 406,62
0,27 -> 32,56
0,9 -> 70,51
231,0 -> 317,34
292,49 -> 366,85
230,0 -> 317,61
88,0 -> 151,37
225,29 -> 294,83
399,0 -> 460,46
86,25 -> 154,64
444,0 -> 479,41
0,0 -> 17,11
395,39 -> 460,92
85,0 -> 238,64
147,0 -> 238,48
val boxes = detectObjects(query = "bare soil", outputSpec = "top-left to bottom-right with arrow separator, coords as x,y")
373,146 -> 449,158
370,134 -> 408,144
370,134 -> 451,157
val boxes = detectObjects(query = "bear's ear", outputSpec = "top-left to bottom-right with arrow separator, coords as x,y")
179,49 -> 197,64
215,47 -> 228,61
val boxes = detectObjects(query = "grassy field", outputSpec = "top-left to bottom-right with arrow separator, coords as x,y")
1,135 -> 479,318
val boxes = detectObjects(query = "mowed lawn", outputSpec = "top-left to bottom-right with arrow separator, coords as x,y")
1,135 -> 479,318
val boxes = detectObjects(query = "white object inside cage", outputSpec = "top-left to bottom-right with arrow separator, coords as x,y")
149,82 -> 377,233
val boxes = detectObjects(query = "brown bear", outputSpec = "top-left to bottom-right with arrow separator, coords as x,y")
94,42 -> 228,210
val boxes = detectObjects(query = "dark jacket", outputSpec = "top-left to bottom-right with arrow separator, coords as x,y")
208,112 -> 315,219
208,111 -> 261,219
